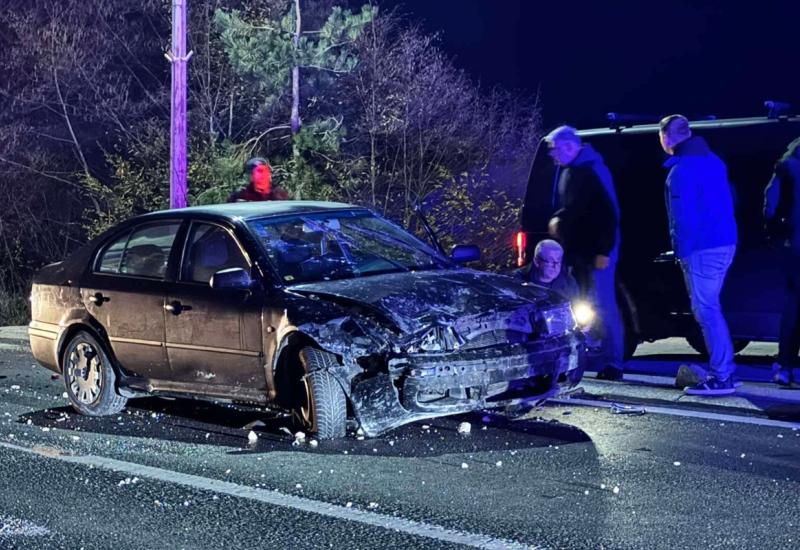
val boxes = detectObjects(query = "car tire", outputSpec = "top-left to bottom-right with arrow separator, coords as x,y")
685,327 -> 750,357
298,347 -> 347,440
617,283 -> 639,360
62,330 -> 127,416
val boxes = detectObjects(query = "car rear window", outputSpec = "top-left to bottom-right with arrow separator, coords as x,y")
96,223 -> 181,279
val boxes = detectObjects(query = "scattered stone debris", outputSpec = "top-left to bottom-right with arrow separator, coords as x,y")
457,422 -> 471,435
461,462 -> 469,469
247,431 -> 258,445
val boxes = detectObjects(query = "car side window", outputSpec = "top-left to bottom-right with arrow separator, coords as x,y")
182,223 -> 249,285
96,223 -> 180,279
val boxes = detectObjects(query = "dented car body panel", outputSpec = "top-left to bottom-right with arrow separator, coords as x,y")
29,201 -> 584,436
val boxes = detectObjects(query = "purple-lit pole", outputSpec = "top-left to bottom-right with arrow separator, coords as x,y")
168,0 -> 189,208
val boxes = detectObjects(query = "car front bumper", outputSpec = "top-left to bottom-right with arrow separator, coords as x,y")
348,332 -> 584,436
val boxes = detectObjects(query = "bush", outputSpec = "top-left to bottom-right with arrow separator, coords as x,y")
0,289 -> 30,326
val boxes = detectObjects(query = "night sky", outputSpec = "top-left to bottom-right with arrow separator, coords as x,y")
382,0 -> 800,128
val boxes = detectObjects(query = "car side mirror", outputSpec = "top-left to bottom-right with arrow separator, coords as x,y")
451,244 -> 480,264
210,267 -> 256,291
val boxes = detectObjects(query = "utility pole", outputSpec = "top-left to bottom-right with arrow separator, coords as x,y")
167,0 -> 191,209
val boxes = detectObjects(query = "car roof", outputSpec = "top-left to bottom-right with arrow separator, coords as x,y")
573,115 -> 800,138
133,200 -> 363,223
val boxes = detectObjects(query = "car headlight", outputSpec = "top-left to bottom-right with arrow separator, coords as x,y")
539,304 -> 575,337
571,301 -> 595,329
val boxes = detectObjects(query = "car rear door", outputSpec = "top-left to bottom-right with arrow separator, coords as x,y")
83,221 -> 181,379
163,221 -> 267,400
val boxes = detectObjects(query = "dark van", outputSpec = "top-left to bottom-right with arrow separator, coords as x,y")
517,109 -> 800,357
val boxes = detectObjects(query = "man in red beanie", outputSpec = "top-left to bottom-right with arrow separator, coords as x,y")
227,157 -> 289,202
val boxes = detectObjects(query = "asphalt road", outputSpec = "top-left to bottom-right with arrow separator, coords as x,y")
1,340 -> 799,550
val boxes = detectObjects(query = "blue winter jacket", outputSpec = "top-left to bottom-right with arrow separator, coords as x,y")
663,136 -> 737,259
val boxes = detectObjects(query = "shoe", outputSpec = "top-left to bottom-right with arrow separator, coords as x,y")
772,363 -> 793,386
684,377 -> 736,396
675,364 -> 707,388
596,366 -> 624,381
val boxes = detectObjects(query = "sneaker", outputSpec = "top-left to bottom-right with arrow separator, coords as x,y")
675,364 -> 707,388
684,377 -> 736,396
772,363 -> 793,386
596,366 -> 624,381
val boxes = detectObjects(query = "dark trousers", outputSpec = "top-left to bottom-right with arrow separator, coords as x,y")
778,252 -> 800,368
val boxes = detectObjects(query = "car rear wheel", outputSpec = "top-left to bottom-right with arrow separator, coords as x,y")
297,347 -> 347,439
685,327 -> 750,357
62,330 -> 127,416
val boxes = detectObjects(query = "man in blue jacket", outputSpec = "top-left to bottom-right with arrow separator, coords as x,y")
659,115 -> 738,395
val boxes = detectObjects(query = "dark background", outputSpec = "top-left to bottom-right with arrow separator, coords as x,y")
383,0 -> 800,128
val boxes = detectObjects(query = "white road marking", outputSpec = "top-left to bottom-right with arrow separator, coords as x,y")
0,514 -> 50,537
550,397 -> 800,429
0,441 -> 541,550
0,342 -> 28,352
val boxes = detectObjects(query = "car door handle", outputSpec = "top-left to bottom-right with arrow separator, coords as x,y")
165,301 -> 192,315
88,292 -> 110,305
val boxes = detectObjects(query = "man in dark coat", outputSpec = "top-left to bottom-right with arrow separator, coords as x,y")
228,157 -> 289,202
764,136 -> 800,386
659,114 -> 738,395
546,125 -> 624,380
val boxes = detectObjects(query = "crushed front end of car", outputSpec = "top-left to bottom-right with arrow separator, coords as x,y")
295,286 -> 585,437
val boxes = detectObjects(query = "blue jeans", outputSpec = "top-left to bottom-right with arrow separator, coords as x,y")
572,254 -> 625,370
680,245 -> 737,380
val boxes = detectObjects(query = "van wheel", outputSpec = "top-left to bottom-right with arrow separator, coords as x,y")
617,283 -> 639,360
685,327 -> 750,357
62,330 -> 127,416
297,348 -> 347,440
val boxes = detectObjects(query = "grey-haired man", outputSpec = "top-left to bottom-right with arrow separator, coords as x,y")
546,125 -> 624,380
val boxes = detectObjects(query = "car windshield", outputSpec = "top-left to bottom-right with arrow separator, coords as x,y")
247,210 -> 451,284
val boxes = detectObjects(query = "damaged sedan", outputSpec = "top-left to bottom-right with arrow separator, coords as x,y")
29,201 -> 586,438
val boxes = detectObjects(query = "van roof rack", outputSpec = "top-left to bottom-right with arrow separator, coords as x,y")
765,100 -> 792,119
606,112 -> 716,130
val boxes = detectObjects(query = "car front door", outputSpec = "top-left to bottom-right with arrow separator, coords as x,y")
163,221 -> 266,401
83,221 -> 181,380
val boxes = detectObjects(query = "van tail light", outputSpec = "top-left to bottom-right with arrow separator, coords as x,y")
515,231 -> 527,266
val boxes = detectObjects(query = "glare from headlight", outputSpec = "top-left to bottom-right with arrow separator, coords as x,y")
572,301 -> 595,327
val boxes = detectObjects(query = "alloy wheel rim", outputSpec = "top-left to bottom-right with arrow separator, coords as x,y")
67,342 -> 103,405
298,375 -> 316,432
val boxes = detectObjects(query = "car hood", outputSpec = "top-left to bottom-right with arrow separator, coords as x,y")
289,269 -> 565,335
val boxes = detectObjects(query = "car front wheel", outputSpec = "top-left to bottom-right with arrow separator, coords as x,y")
62,330 -> 127,416
298,347 -> 347,439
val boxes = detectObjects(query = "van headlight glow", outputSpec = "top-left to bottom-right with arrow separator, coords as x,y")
572,301 -> 595,328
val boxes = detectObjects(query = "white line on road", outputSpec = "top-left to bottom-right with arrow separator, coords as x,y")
0,514 -> 51,537
549,397 -> 800,429
0,441 -> 542,550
